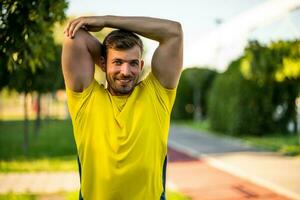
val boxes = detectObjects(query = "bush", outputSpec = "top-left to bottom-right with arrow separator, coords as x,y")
172,68 -> 217,120
208,40 -> 300,137
208,59 -> 277,136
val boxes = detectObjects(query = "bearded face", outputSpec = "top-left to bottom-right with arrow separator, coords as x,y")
104,45 -> 144,96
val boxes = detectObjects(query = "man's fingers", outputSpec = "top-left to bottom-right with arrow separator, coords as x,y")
63,18 -> 81,38
68,20 -> 81,38
64,17 -> 92,38
64,19 -> 76,37
71,21 -> 85,38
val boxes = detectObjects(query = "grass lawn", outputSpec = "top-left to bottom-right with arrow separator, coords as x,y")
174,120 -> 300,156
0,190 -> 190,200
241,134 -> 300,156
174,120 -> 211,132
0,191 -> 78,200
0,119 -> 78,172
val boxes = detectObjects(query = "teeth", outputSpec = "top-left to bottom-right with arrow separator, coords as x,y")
118,79 -> 130,83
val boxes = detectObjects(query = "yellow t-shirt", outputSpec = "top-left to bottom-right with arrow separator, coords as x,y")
66,72 -> 176,200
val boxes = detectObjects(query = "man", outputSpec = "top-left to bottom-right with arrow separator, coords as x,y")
62,16 -> 183,200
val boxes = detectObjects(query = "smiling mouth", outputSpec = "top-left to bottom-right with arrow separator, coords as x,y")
116,79 -> 132,84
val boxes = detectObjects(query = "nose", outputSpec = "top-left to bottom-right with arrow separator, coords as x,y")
120,63 -> 131,77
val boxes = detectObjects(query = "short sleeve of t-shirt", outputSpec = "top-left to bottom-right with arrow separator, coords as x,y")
142,72 -> 177,113
65,79 -> 98,121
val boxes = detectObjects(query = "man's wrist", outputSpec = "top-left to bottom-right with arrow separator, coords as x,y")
102,15 -> 114,28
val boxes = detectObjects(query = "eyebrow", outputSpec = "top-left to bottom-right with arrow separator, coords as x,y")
112,58 -> 139,62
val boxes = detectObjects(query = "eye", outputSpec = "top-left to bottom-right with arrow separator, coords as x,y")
113,60 -> 122,65
130,61 -> 139,67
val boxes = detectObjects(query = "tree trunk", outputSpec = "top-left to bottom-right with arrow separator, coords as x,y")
23,92 -> 29,155
45,93 -> 51,125
297,104 -> 300,145
0,97 -> 2,123
34,93 -> 42,137
296,123 -> 300,146
193,86 -> 202,121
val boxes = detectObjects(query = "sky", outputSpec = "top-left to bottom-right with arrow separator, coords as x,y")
66,0 -> 300,71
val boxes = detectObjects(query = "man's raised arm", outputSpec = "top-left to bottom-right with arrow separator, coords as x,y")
65,16 -> 183,89
62,29 -> 102,92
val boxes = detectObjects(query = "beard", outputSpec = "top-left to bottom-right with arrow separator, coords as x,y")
106,74 -> 139,95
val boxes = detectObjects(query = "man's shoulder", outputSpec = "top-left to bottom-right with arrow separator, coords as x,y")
139,72 -> 164,90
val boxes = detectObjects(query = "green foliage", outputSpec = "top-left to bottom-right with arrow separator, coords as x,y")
241,40 -> 300,83
208,59 -> 261,135
172,69 -> 194,119
208,40 -> 300,136
172,67 -> 217,120
242,133 -> 299,151
0,0 -> 68,92
0,0 -> 67,67
173,120 -> 210,132
1,1 -> 68,151
6,43 -> 64,94
279,145 -> 300,156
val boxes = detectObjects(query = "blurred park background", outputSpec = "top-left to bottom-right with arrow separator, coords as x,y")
1,0 -> 300,199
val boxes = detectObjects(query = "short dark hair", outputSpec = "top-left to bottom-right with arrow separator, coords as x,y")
101,29 -> 144,59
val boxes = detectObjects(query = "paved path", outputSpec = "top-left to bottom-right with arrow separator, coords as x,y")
168,125 -> 257,155
0,172 -> 79,194
167,147 -> 290,200
168,125 -> 300,200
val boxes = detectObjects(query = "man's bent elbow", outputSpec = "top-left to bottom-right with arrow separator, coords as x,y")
174,22 -> 183,37
168,21 -> 183,39
62,29 -> 88,48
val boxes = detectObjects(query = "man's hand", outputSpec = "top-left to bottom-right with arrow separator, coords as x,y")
64,16 -> 105,38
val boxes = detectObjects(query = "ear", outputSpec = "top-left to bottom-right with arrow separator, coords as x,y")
99,56 -> 106,72
140,60 -> 144,70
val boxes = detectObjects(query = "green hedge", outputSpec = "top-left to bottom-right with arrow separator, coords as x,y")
208,59 -> 277,136
172,68 -> 217,120
208,57 -> 299,136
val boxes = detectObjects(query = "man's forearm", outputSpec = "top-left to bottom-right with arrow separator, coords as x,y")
102,15 -> 182,43
84,31 -> 103,67
66,16 -> 182,43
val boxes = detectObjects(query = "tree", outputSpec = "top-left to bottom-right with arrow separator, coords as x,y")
208,40 -> 300,136
1,0 -> 67,71
208,58 -> 269,135
0,0 -> 68,153
242,40 -> 300,133
31,43 -> 64,136
172,67 -> 217,121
